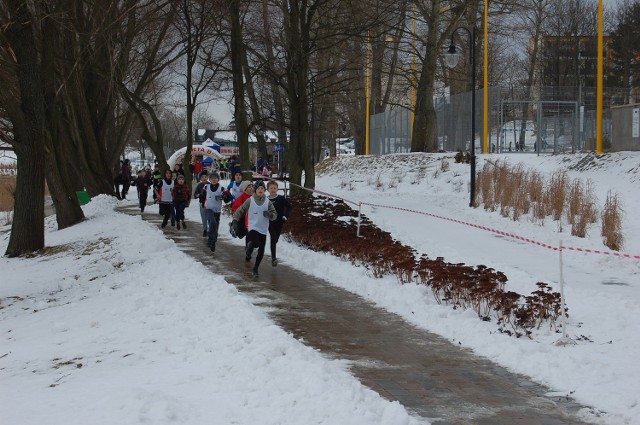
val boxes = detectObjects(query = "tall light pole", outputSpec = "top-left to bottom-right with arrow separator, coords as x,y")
483,0 -> 489,154
596,0 -> 603,153
445,26 -> 477,208
365,33 -> 371,155
411,5 -> 417,135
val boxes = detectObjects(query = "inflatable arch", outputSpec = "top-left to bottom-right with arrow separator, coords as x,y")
167,145 -> 224,170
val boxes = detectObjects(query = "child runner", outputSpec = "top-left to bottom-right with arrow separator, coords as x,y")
232,181 -> 277,276
199,172 -> 229,251
171,174 -> 190,230
267,180 -> 292,266
156,169 -> 175,228
231,181 -> 253,212
193,172 -> 210,236
133,169 -> 152,213
227,172 -> 244,201
229,181 -> 253,240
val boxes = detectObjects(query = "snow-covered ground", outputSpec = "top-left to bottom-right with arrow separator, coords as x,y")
1,151 -> 639,425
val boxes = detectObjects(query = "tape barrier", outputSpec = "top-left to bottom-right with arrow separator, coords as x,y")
279,179 -> 640,261
366,200 -> 640,260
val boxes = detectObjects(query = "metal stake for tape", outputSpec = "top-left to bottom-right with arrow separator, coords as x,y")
357,202 -> 363,238
555,240 -> 576,346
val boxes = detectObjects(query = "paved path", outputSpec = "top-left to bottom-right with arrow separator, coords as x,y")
122,205 -> 594,425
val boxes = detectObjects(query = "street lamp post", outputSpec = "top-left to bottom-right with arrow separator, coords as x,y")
445,26 -> 476,208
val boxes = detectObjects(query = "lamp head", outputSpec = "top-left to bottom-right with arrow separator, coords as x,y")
444,42 -> 461,68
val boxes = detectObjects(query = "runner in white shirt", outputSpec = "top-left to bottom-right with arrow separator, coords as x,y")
232,180 -> 277,276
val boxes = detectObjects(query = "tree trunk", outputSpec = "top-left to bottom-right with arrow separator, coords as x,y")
282,0 -> 315,195
42,7 -> 85,229
411,0 -> 467,152
227,0 -> 251,179
3,1 -> 46,256
519,5 -> 544,151
411,44 -> 439,152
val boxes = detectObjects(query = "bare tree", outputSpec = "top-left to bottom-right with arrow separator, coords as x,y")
610,0 -> 640,102
511,0 -> 554,150
411,0 -> 466,152
174,0 -> 227,182
0,0 -> 48,256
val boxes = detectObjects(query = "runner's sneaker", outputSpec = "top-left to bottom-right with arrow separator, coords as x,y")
272,259 -> 278,267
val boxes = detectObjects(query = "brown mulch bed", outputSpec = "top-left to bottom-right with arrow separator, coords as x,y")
283,195 -> 565,338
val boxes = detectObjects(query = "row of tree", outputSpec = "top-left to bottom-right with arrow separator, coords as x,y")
0,0 -> 636,257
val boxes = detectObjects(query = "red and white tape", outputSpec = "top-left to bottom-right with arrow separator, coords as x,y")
281,180 -> 640,260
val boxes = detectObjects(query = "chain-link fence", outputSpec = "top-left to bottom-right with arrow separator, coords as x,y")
369,86 -> 639,154
369,107 -> 413,155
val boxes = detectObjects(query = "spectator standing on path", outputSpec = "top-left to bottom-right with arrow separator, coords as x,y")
267,180 -> 292,267
119,159 -> 132,199
229,155 -> 241,177
156,169 -> 175,228
173,162 -> 185,176
191,160 -> 202,180
199,172 -> 231,252
257,156 -> 266,173
219,158 -> 228,178
227,172 -> 244,201
261,164 -> 271,177
232,181 -> 277,276
193,172 -> 210,237
171,175 -> 191,230
133,169 -> 152,213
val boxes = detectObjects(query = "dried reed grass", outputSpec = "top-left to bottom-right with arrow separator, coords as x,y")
601,191 -> 624,251
547,171 -> 568,221
569,180 -> 598,238
476,161 -> 624,246
478,163 -> 495,211
0,175 -> 16,212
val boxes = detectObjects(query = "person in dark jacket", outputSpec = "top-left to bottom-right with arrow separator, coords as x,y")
228,155 -> 242,177
171,174 -> 190,230
120,159 -> 132,199
173,162 -> 185,176
266,180 -> 292,266
133,169 -> 152,213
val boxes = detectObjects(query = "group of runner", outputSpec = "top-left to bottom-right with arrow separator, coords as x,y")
137,167 -> 291,277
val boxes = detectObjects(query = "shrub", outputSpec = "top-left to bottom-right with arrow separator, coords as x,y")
285,196 -> 564,339
440,158 -> 450,172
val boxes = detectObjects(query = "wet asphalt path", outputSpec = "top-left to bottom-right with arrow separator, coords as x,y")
120,204 -> 595,425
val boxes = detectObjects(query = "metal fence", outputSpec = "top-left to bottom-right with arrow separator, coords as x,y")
369,107 -> 413,155
369,86 -> 640,154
